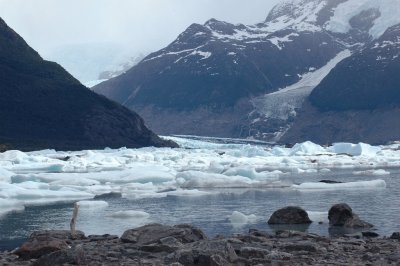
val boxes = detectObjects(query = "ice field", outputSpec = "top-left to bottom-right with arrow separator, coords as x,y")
1,136 -> 400,246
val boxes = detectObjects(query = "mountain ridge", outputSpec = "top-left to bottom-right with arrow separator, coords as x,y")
0,17 -> 175,151
93,0 -> 400,144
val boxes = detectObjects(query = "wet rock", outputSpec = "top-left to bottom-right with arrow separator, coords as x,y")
390,232 -> 400,239
30,230 -> 86,241
268,206 -> 312,224
31,245 -> 86,266
93,192 -> 122,200
88,234 -> 118,242
282,241 -> 318,253
239,246 -> 269,259
121,223 -> 206,245
362,231 -> 380,238
319,180 -> 343,184
166,240 -> 238,265
328,203 -> 373,228
14,237 -> 69,259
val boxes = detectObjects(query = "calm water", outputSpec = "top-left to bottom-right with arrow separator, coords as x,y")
1,168 -> 399,251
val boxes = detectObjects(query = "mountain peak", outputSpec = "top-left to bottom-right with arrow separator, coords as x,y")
264,0 -> 400,39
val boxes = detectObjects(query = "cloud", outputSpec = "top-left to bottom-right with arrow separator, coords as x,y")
0,0 -> 280,54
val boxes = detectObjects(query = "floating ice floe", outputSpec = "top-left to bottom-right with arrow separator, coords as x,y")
292,179 -> 387,190
306,211 -> 328,223
109,210 -> 150,219
76,200 -> 109,209
353,169 -> 390,176
229,211 -> 258,228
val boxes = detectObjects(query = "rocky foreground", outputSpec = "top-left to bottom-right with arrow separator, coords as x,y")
0,224 -> 399,266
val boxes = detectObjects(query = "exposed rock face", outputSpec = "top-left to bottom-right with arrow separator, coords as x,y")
0,17 -> 176,151
328,203 -> 373,228
268,206 -> 312,224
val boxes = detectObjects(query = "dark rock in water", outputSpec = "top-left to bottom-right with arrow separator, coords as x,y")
157,188 -> 177,193
362,231 -> 379,238
390,232 -> 400,239
93,192 -> 122,200
328,203 -> 373,228
319,180 -> 343,184
121,224 -> 206,245
329,203 -> 353,226
268,206 -> 312,224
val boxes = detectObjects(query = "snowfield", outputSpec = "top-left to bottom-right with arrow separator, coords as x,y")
0,136 -> 398,216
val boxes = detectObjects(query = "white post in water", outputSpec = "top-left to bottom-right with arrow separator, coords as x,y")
70,202 -> 79,239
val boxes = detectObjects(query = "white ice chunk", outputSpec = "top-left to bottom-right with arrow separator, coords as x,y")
229,211 -> 258,227
292,179 -> 386,190
329,143 -> 381,156
290,141 -> 325,156
0,198 -> 25,216
353,169 -> 390,176
109,210 -> 150,219
76,200 -> 109,209
306,211 -> 328,223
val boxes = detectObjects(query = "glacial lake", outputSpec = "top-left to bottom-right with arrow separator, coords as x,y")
1,168 -> 399,251
2,136 -> 400,251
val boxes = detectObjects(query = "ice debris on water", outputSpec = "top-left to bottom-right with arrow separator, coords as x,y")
0,137 -> 397,216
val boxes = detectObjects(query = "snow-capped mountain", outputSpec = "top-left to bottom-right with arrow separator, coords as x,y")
281,23 -> 400,145
94,0 -> 400,144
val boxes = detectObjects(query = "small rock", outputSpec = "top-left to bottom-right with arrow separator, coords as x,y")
390,232 -> 400,239
268,206 -> 312,224
121,223 -> 206,245
88,234 -> 118,241
362,231 -> 379,238
319,180 -> 343,184
282,241 -> 318,253
328,203 -> 373,228
239,247 -> 269,259
14,237 -> 69,259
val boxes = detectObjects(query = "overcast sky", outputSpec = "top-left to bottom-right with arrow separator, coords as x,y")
0,0 -> 280,55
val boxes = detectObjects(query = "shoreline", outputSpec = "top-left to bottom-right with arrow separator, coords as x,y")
1,224 -> 399,265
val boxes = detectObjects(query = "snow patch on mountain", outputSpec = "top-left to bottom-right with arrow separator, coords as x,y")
263,0 -> 327,32
326,0 -> 400,39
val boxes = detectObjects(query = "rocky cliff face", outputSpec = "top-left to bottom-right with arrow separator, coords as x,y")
0,18 -> 175,151
94,0 -> 400,144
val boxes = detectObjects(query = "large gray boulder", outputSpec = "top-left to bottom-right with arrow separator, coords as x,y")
14,230 -> 86,259
121,224 -> 206,245
328,203 -> 373,228
268,206 -> 312,224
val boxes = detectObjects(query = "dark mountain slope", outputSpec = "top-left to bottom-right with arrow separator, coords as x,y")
0,18 -> 175,151
282,24 -> 400,144
310,24 -> 400,111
